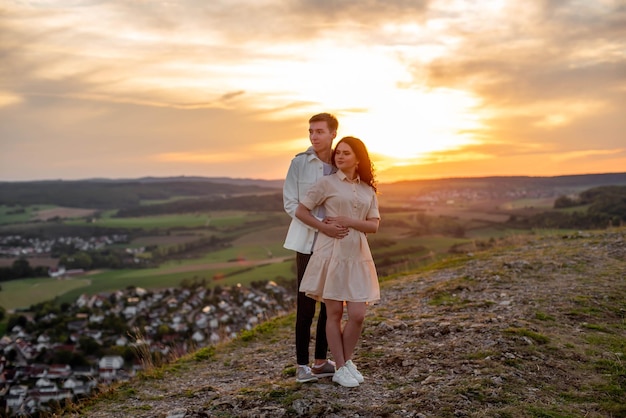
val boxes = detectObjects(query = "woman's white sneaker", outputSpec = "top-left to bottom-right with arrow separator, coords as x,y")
332,366 -> 359,387
345,360 -> 364,383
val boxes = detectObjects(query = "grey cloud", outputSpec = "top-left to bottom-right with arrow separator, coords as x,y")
169,91 -> 246,109
428,57 -> 625,106
289,0 -> 430,17
0,91 -> 306,180
21,0 -> 108,7
0,6 -> 252,110
106,0 -> 432,43
220,90 -> 245,102
421,0 -> 626,95
412,1 -> 626,159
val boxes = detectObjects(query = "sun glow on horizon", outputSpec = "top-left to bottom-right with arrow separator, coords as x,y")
339,88 -> 483,162
251,41 -> 486,169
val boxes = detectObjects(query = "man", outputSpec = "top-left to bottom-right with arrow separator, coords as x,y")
283,112 -> 348,382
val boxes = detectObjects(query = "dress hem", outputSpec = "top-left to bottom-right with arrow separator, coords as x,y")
305,292 -> 380,304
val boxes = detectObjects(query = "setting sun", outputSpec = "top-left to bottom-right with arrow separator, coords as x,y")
339,88 -> 483,161
256,42 -> 486,169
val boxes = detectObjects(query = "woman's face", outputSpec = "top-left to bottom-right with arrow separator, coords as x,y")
334,142 -> 358,173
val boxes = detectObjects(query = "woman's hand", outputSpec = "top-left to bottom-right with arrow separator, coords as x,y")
323,217 -> 349,238
325,216 -> 351,228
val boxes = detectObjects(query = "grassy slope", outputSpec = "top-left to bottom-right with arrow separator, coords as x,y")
66,228 -> 626,418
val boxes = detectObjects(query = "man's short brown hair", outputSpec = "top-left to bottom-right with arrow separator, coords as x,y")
309,113 -> 338,133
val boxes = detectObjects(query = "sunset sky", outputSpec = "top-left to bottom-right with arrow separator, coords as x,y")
1,0 -> 624,184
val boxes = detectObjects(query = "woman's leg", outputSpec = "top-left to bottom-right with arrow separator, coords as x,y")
313,301 -> 328,364
342,302 -> 366,361
324,299 -> 346,367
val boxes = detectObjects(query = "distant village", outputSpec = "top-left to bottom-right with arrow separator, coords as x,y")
0,277 -> 295,416
0,234 -> 129,258
406,186 -> 557,206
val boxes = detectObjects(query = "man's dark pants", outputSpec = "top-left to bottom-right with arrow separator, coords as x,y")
295,251 -> 328,365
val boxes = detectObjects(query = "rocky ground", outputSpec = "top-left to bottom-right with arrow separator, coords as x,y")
67,229 -> 625,418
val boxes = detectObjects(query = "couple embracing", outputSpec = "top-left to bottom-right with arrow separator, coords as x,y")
283,113 -> 380,388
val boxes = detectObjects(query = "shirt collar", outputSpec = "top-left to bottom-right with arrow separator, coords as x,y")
337,170 -> 361,184
300,146 -> 332,164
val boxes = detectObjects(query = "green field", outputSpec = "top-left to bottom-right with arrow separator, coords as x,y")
158,243 -> 291,266
501,197 -> 556,209
55,258 -> 295,306
0,204 -> 56,225
2,230 -> 465,311
556,204 -> 592,214
0,206 -> 579,314
139,196 -> 202,206
65,211 -> 267,229
0,276 -> 91,310
0,256 -> 296,309
0,211 -> 297,310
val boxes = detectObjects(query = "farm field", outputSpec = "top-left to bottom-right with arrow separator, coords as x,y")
8,227 -> 474,311
0,276 -> 91,311
2,252 -> 296,310
1,230 -> 296,310
0,191 -> 588,314
498,197 -> 556,210
161,243 -> 292,266
65,211 -> 266,229
56,256 -> 295,306
3,232 -> 481,311
420,205 -> 511,223
0,256 -> 58,268
129,234 -> 208,247
0,204 -> 55,225
0,216 -> 297,309
0,205 -> 99,225
32,207 -> 98,221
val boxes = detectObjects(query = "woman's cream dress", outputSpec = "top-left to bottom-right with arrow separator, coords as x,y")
299,171 -> 380,303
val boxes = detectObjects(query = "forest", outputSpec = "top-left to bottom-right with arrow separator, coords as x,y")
509,185 -> 626,229
0,178 -> 279,209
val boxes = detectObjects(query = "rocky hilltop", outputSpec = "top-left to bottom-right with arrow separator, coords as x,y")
69,228 -> 625,418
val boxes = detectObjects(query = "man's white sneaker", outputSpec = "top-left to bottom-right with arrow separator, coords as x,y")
332,365 -> 359,387
345,360 -> 364,383
296,365 -> 319,383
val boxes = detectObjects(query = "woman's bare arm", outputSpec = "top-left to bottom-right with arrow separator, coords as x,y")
325,216 -> 379,234
295,204 -> 349,238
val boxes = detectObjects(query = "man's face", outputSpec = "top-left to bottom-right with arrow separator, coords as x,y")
309,121 -> 336,154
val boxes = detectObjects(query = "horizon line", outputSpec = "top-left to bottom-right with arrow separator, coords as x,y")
2,171 -> 626,185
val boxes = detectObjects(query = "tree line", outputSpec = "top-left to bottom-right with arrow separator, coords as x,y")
0,258 -> 50,282
114,193 -> 283,217
0,179 -> 279,209
508,185 -> 626,229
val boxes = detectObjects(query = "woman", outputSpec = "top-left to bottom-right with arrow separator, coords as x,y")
295,136 -> 380,388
